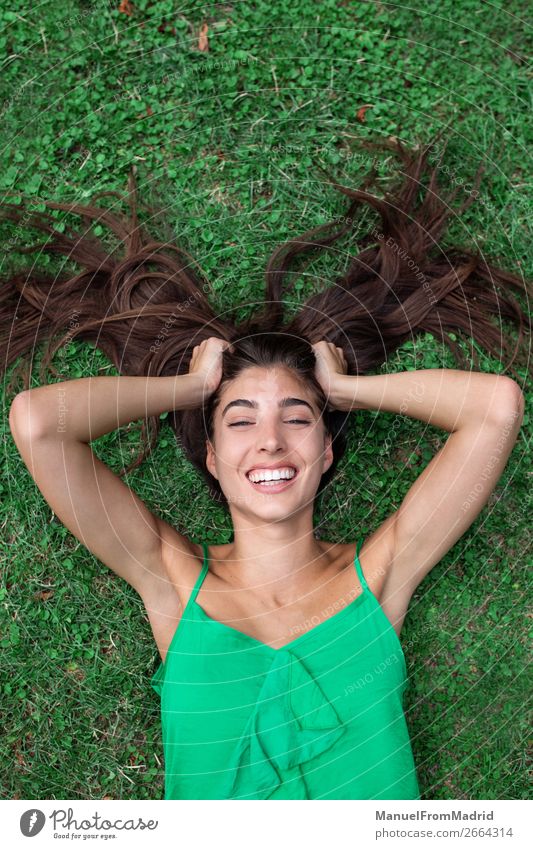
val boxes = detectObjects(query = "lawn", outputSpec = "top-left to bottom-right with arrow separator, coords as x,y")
0,0 -> 531,800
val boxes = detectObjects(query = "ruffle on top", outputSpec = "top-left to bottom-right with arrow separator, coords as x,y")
220,648 -> 346,800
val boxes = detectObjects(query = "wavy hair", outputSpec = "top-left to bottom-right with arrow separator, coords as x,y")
1,132 -> 530,511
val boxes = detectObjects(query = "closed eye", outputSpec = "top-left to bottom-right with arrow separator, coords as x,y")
228,420 -> 311,427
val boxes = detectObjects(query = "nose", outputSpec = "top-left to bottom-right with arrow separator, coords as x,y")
256,419 -> 287,454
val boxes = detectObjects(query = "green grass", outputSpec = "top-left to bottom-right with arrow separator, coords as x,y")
1,0 -> 531,800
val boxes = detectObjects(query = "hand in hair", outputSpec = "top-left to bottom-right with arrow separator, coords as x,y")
188,337 -> 234,398
311,340 -> 348,409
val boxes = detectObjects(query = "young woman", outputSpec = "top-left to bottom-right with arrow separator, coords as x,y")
3,135 -> 530,800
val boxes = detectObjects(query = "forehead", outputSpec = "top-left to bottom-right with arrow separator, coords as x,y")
218,366 -> 315,410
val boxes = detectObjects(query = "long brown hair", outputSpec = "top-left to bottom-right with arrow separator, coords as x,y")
1,133 -> 530,511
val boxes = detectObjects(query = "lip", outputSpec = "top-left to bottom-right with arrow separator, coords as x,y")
246,462 -> 299,474
245,466 -> 299,493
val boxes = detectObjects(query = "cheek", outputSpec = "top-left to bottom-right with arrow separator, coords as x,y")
305,425 -> 328,450
214,440 -> 243,474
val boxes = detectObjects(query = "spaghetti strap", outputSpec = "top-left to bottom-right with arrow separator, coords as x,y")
354,538 -> 369,591
188,541 -> 210,604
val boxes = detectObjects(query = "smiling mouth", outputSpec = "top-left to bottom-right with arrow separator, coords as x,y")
245,468 -> 299,492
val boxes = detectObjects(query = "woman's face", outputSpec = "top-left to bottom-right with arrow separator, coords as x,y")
205,366 -> 334,521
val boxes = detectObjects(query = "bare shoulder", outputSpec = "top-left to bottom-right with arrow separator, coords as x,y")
319,522 -> 412,637
157,520 -> 206,600
140,519 -> 206,663
359,524 -> 393,596
320,519 -> 396,601
355,514 -> 413,635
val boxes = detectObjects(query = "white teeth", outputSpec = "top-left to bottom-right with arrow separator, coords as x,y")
247,468 -> 296,483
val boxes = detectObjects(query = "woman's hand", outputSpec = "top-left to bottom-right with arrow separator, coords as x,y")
311,340 -> 348,410
188,337 -> 234,398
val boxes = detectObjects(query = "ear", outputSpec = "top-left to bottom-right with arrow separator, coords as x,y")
205,439 -> 218,480
322,430 -> 334,475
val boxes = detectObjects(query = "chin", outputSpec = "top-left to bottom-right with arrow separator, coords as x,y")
231,492 -> 315,520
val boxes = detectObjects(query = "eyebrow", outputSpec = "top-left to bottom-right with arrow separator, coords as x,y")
221,397 -> 316,418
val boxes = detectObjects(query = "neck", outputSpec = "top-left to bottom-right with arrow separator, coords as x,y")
224,511 -> 333,603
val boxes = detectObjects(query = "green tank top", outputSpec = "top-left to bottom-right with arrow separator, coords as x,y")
151,539 -> 420,800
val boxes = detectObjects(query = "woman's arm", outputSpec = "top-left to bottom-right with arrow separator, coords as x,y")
9,372 -> 207,597
329,364 -> 525,626
11,372 -> 205,442
330,368 -> 521,431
